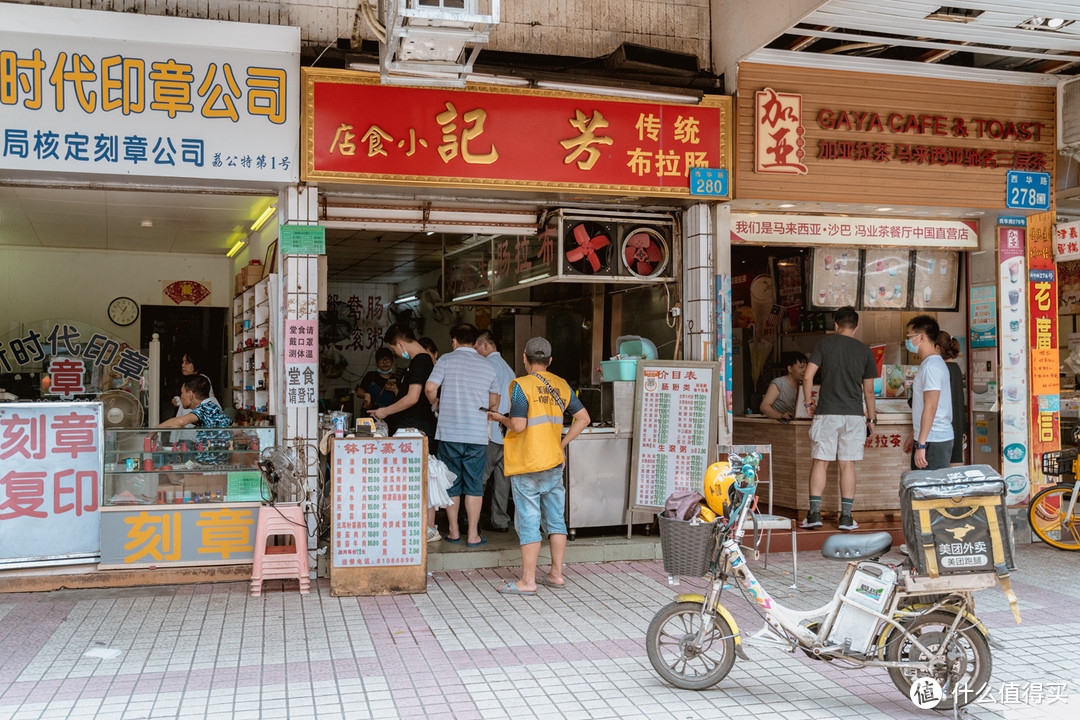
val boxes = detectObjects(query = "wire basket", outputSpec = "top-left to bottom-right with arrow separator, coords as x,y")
657,514 -> 718,577
1042,447 -> 1078,477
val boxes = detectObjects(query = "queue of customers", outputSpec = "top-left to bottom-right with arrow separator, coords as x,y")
367,323 -> 589,594
759,307 -> 967,532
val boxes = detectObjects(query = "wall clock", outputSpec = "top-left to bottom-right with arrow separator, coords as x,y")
108,297 -> 140,326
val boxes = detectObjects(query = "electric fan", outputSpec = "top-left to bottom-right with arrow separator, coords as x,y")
257,446 -> 305,504
388,302 -> 424,336
621,227 -> 671,279
564,221 -> 613,275
99,390 -> 145,428
420,288 -> 458,325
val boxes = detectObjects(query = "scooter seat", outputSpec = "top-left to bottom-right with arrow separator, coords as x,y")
820,531 -> 893,561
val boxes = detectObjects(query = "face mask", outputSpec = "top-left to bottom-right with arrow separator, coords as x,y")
905,337 -> 920,353
402,350 -> 410,360
377,367 -> 391,375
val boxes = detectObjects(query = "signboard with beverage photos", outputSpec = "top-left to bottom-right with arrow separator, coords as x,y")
629,361 -> 720,512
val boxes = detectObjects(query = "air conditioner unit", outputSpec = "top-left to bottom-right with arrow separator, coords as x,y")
1058,76 -> 1080,152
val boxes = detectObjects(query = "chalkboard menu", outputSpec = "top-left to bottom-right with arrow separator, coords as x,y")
332,437 -> 426,569
628,361 -> 720,512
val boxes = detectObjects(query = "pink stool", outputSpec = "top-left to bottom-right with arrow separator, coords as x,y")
251,505 -> 310,596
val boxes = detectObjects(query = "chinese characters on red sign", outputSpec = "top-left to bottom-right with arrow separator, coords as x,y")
1027,212 -> 1059,490
1055,220 -> 1080,263
0,404 -> 101,563
333,437 -> 424,568
304,71 -> 729,196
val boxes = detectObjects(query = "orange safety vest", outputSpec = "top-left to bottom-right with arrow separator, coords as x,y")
503,372 -> 572,476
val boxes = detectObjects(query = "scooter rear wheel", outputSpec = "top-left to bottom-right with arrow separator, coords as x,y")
646,601 -> 736,690
883,610 -> 992,709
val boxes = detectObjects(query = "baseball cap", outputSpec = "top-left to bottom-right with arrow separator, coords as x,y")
524,337 -> 552,359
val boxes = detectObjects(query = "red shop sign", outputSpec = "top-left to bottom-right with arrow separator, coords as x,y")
302,69 -> 731,197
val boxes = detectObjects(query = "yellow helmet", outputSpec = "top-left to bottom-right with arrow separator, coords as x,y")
703,461 -> 737,517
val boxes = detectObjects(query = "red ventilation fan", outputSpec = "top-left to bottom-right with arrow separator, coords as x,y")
621,227 -> 670,279
564,221 -> 612,274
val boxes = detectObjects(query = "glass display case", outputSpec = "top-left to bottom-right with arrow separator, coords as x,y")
103,426 -> 275,505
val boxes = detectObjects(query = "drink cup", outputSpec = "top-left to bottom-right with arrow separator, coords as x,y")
940,259 -> 948,275
1009,352 -> 1020,366
1008,289 -> 1020,308
823,254 -> 832,271
1006,385 -> 1020,401
923,286 -> 933,303
927,258 -> 936,274
894,285 -> 902,299
876,259 -> 884,272
1009,319 -> 1020,333
818,289 -> 827,304
1009,260 -> 1020,283
888,260 -> 897,277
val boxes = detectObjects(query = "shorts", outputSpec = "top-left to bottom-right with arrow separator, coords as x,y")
439,441 -> 488,497
509,466 -> 567,546
810,415 -> 866,462
911,440 -> 953,471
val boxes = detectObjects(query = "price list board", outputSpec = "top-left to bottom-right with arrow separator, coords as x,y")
330,436 -> 427,596
629,361 -> 720,512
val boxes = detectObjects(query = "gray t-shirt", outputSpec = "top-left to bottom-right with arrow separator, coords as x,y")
808,334 -> 877,416
768,376 -> 798,415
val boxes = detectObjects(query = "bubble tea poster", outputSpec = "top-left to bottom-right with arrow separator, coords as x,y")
998,225 -> 1030,504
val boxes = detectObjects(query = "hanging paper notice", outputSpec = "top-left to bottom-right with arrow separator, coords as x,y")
629,361 -> 719,511
332,437 -> 426,567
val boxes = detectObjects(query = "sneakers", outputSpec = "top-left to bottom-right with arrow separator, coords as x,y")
838,514 -> 859,531
800,511 -> 823,529
426,526 -> 441,543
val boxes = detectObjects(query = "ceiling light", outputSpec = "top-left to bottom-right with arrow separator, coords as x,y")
1019,15 -> 1074,31
226,238 -> 248,258
1047,18 -> 1067,29
250,205 -> 276,233
426,231 -> 435,236
875,207 -> 893,212
395,294 -> 418,304
140,219 -> 153,228
778,203 -> 796,208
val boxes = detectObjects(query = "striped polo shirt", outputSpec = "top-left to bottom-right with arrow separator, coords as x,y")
427,346 -> 501,445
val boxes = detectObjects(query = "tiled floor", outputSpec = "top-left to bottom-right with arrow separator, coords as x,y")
1,541 -> 1075,719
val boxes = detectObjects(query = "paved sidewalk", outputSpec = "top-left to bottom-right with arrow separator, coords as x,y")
0,542 -> 1075,720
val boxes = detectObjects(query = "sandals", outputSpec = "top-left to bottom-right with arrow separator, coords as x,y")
496,581 -> 535,596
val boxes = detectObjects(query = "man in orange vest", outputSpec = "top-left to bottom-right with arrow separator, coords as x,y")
487,337 -> 590,596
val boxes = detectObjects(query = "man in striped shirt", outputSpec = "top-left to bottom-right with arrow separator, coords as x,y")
425,324 -> 501,547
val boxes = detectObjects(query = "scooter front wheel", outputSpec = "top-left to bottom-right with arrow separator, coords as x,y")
646,601 -> 736,690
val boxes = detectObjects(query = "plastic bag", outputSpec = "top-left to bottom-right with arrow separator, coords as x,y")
427,454 -> 456,510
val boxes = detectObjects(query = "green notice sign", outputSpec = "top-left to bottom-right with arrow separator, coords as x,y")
280,225 -> 326,255
228,471 -> 267,502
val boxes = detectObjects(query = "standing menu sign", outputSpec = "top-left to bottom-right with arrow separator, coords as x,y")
331,436 -> 427,596
629,361 -> 720,511
0,402 -> 103,567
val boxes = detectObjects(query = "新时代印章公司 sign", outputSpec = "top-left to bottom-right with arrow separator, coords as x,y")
0,4 -> 300,186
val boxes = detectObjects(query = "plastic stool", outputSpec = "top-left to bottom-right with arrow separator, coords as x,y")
251,505 -> 310,596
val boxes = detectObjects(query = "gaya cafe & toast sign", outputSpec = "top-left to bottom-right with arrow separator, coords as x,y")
754,88 -> 1049,175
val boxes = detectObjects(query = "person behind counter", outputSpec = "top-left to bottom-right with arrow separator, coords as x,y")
903,315 -> 953,471
355,347 -> 398,415
936,330 -> 967,467
759,352 -> 808,422
373,325 -> 440,542
487,337 -> 590,595
157,375 -> 232,464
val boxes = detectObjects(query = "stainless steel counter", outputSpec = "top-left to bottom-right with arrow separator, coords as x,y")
566,427 -> 631,535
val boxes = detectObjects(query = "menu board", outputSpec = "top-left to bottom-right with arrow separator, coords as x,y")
911,249 -> 960,309
861,249 -> 910,310
808,247 -> 860,309
332,437 -> 426,568
629,361 -> 720,512
998,226 -> 1029,503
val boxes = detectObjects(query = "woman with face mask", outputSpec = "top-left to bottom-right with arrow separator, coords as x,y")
355,347 -> 399,412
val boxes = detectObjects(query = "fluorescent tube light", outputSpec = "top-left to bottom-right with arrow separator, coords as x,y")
226,239 -> 247,258
251,205 -> 277,232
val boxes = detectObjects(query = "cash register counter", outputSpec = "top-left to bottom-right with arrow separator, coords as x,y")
732,415 -> 913,515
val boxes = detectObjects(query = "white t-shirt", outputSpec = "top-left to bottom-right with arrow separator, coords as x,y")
912,355 -> 953,443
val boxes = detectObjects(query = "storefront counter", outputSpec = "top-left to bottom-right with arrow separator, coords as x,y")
733,415 -> 913,515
